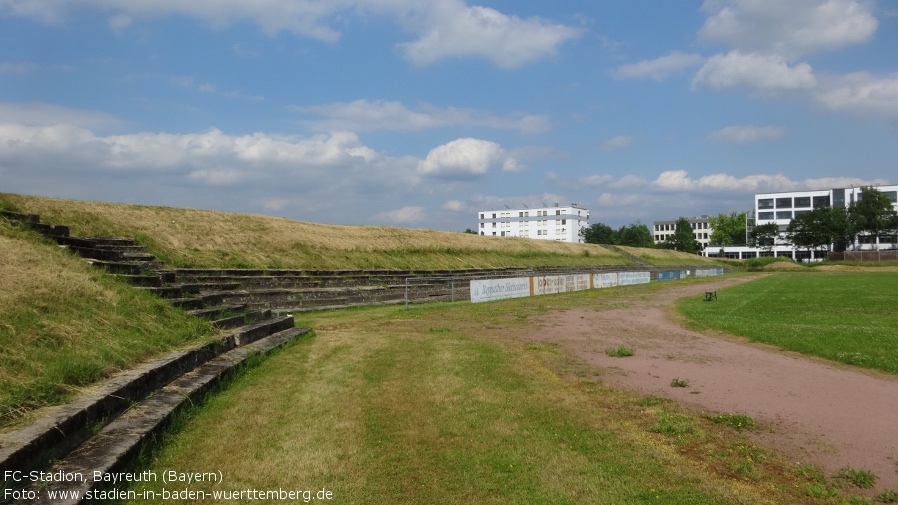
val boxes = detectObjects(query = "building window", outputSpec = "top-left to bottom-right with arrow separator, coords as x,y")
776,211 -> 792,219
561,219 -> 566,225
556,210 -> 561,215
776,197 -> 792,208
758,212 -> 774,220
813,195 -> 831,207
794,197 -> 811,207
480,213 -> 484,219
758,198 -> 774,209
885,191 -> 898,203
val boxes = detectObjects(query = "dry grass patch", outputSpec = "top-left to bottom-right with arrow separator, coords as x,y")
2,193 -> 724,270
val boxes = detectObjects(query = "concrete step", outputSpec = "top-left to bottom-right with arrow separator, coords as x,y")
14,325 -> 309,504
0,318 -> 303,494
186,304 -> 249,320
118,274 -> 163,287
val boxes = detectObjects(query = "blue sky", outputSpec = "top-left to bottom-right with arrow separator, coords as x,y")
2,0 -> 897,231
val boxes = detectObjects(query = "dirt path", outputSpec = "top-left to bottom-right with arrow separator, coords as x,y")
524,277 -> 898,489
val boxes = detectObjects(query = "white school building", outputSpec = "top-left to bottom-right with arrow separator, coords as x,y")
704,185 -> 898,261
477,204 -> 589,243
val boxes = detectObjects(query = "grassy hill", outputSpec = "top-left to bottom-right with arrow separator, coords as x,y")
0,193 -> 718,270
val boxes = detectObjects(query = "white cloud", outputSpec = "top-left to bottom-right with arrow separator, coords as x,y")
815,72 -> 898,118
418,138 -> 519,178
395,2 -> 583,68
294,99 -> 549,133
3,0 -> 580,68
706,125 -> 787,143
614,51 -> 705,81
0,62 -> 40,74
601,135 -> 636,151
698,0 -> 877,58
692,51 -> 817,91
378,206 -> 427,224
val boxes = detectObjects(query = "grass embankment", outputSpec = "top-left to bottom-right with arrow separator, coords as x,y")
678,272 -> 898,374
0,193 -> 720,270
121,285 -> 831,505
0,220 -> 214,430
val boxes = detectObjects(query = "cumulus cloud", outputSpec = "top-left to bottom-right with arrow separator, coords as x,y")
815,72 -> 898,118
692,51 -> 817,91
396,2 -> 583,68
698,0 -> 877,58
3,0 -> 580,68
293,99 -> 549,133
418,138 -> 519,178
613,51 -> 705,81
601,135 -> 636,151
706,125 -> 787,143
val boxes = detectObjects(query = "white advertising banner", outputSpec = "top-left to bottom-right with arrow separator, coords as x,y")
618,271 -> 651,286
694,268 -> 724,278
470,277 -> 531,303
592,272 -> 619,289
531,274 -> 590,296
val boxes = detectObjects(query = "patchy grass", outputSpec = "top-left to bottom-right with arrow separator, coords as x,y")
119,292 -> 837,504
677,272 -> 898,374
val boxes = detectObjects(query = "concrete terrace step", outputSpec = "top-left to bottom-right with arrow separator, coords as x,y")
0,318 -> 305,497
18,326 -> 310,505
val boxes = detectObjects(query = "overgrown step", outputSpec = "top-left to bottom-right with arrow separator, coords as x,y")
18,326 -> 310,505
0,318 -> 302,496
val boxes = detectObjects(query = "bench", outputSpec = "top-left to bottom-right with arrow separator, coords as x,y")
704,290 -> 717,301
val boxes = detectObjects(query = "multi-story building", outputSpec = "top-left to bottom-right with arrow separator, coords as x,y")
705,184 -> 898,260
477,204 -> 589,243
652,216 -> 712,249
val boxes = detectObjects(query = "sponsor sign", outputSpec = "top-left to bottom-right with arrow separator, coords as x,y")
531,274 -> 590,296
470,277 -> 531,303
592,272 -> 619,289
694,268 -> 724,278
618,271 -> 651,286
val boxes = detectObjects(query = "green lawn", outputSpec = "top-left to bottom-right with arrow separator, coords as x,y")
678,272 -> 898,374
117,286 -> 827,505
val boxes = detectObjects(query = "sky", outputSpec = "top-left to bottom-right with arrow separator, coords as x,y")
1,0 -> 897,231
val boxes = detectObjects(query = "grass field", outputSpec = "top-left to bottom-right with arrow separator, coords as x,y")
115,286 -> 856,505
677,272 -> 898,375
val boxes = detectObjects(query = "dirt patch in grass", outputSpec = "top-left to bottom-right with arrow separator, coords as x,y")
519,277 -> 898,491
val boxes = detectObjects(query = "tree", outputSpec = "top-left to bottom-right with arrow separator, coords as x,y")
849,186 -> 898,247
579,222 -> 615,245
751,222 -> 780,251
616,220 -> 654,248
786,207 -> 833,254
665,217 -> 700,253
708,211 -> 747,246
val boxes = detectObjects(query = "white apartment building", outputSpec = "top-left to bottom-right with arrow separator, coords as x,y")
652,216 -> 712,249
705,184 -> 898,260
477,204 -> 589,243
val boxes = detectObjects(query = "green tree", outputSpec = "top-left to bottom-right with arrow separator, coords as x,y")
829,205 -> 855,252
786,207 -> 833,255
579,222 -> 615,244
708,211 -> 747,246
664,217 -> 700,253
616,220 -> 654,248
751,222 -> 780,252
849,186 -> 898,247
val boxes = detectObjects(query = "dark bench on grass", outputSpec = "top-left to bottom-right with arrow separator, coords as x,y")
704,290 -> 717,301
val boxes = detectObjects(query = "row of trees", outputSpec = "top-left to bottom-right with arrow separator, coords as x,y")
754,186 -> 898,253
579,220 -> 654,248
579,212 -> 750,254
